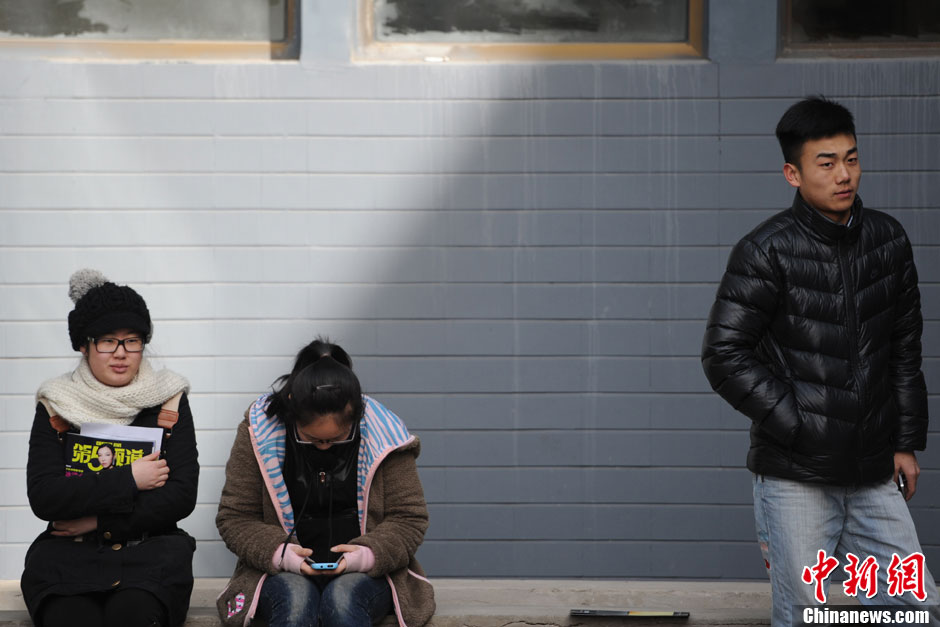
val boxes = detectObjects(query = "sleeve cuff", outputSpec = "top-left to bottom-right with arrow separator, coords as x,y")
97,512 -> 131,543
95,466 -> 138,514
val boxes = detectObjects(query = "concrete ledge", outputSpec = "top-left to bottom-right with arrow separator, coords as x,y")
2,578 -> 854,626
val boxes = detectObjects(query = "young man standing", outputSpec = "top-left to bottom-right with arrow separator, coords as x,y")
702,96 -> 939,625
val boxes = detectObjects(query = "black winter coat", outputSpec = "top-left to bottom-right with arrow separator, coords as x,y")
21,394 -> 199,627
702,193 -> 928,485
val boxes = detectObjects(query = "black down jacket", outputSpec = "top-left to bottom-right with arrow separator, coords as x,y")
702,192 -> 928,485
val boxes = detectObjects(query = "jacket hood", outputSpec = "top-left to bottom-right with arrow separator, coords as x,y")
246,393 -> 416,534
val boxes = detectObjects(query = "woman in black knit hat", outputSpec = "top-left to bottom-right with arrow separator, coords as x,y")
20,269 -> 199,627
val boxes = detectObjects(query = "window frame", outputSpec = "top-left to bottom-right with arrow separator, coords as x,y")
0,0 -> 299,60
780,0 -> 940,57
356,0 -> 705,63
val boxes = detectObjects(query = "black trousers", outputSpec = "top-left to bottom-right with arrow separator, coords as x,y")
39,588 -> 168,627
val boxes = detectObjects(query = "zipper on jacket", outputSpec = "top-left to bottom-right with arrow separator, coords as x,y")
838,238 -> 865,478
317,471 -> 327,507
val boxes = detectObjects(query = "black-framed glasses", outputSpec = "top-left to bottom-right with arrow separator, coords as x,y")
293,421 -> 358,447
89,337 -> 144,353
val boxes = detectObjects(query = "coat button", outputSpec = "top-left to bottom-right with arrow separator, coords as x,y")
103,532 -> 112,540
111,580 -> 120,587
111,543 -> 122,551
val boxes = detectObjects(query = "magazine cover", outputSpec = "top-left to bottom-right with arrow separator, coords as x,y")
64,433 -> 153,477
80,423 -> 164,453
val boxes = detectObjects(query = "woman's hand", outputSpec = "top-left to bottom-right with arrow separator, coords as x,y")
326,543 -> 374,574
131,451 -> 169,490
294,546 -> 318,576
51,516 -> 97,537
307,545 -> 357,577
276,543 -> 315,576
311,558 -> 347,576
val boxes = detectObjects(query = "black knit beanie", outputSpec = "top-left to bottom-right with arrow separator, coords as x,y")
67,269 -> 152,352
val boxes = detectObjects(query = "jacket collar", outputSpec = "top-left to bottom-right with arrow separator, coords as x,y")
247,393 -> 414,532
791,191 -> 864,244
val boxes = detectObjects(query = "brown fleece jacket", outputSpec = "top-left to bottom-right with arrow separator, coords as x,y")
216,417 -> 435,627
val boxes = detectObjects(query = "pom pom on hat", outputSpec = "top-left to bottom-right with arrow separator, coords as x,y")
69,268 -> 109,304
66,269 -> 153,352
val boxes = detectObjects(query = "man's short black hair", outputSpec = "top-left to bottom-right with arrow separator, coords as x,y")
775,96 -> 856,167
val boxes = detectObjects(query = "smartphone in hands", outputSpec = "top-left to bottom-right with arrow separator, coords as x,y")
304,557 -> 339,570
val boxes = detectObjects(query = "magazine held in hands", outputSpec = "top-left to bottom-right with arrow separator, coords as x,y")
64,424 -> 164,477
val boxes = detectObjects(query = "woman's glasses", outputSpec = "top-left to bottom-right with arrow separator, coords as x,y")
89,337 -> 144,353
293,421 -> 358,447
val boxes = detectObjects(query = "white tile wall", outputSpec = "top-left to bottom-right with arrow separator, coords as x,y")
0,41 -> 938,583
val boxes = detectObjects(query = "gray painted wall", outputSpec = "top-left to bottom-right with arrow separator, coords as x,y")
0,1 -> 937,581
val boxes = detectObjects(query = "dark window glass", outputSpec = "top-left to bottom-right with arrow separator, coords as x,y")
785,0 -> 940,51
0,0 -> 288,42
374,0 -> 690,44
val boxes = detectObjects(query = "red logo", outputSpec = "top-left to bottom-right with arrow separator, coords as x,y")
843,553 -> 879,599
886,552 -> 927,601
800,551 -> 928,603
801,550 -> 839,603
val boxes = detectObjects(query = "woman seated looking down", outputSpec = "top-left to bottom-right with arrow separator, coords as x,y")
216,338 -> 435,627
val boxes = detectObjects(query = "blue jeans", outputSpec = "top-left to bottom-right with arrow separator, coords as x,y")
753,475 -> 940,626
255,572 -> 392,627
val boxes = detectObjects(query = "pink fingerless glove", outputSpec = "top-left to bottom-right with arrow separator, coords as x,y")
340,546 -> 376,573
273,543 -> 307,575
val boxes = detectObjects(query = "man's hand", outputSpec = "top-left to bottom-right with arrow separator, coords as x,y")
51,516 -> 98,537
894,451 -> 920,501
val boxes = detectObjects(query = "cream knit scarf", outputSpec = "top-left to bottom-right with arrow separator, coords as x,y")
36,358 -> 190,428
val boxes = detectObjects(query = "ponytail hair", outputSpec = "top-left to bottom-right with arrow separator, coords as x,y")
266,337 -> 364,428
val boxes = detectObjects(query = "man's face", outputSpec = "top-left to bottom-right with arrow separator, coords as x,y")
783,133 -> 860,224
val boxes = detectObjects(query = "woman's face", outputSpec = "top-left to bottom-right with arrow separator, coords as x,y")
97,446 -> 115,469
79,328 -> 144,387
